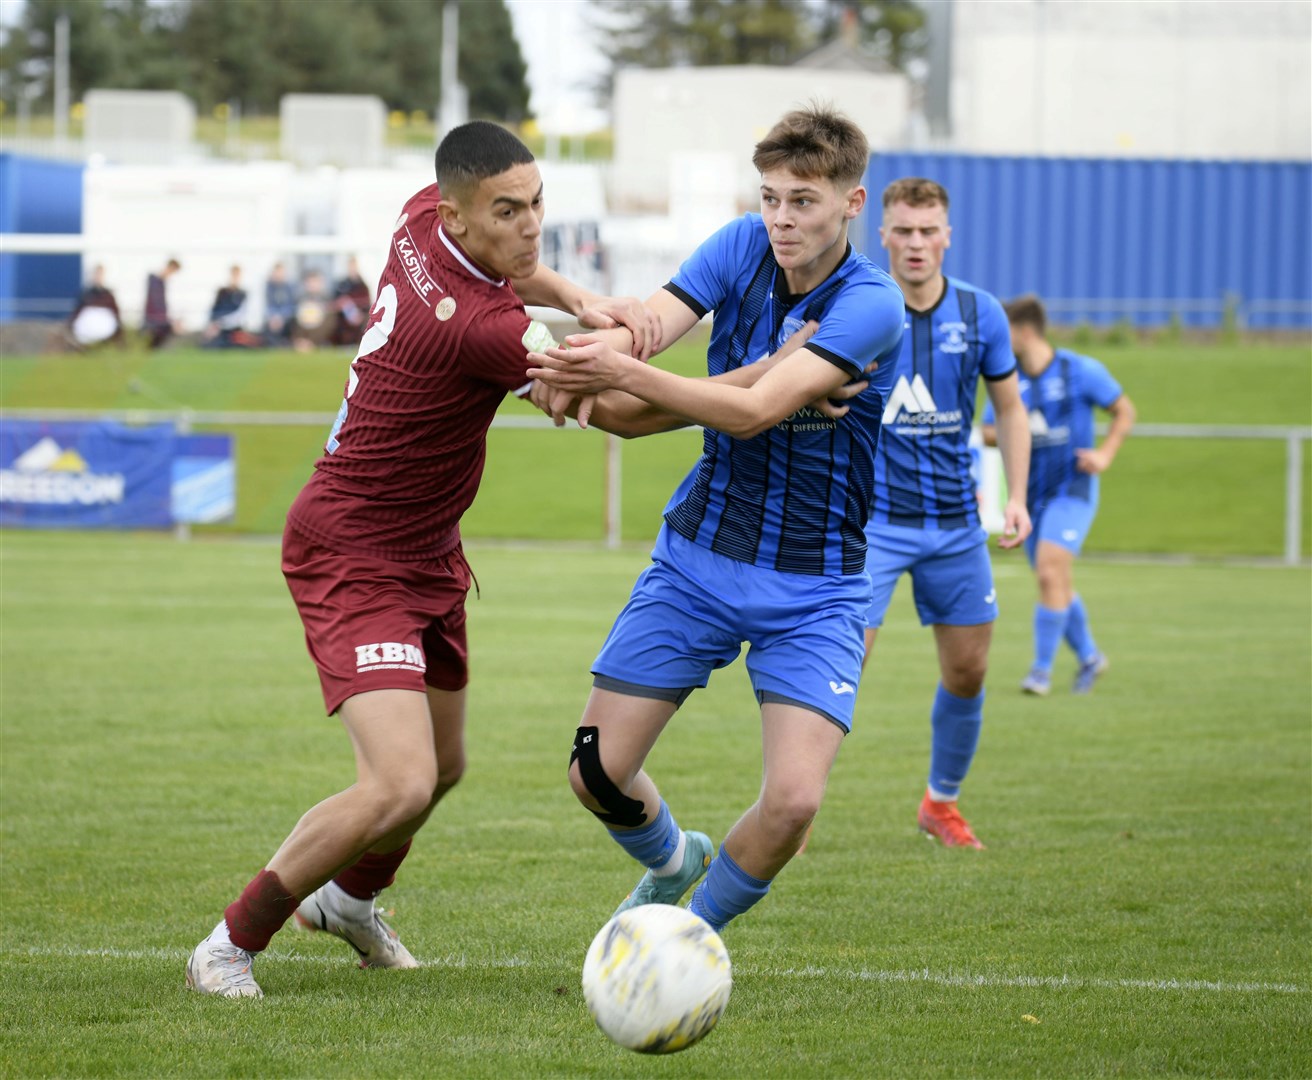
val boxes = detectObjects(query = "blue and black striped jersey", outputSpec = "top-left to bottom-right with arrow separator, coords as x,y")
984,348 -> 1123,508
870,276 -> 1015,530
661,213 -> 904,576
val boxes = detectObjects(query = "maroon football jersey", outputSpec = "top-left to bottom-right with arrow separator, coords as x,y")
286,184 -> 543,560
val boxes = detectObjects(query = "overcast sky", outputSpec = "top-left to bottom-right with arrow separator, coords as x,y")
505,0 -> 610,132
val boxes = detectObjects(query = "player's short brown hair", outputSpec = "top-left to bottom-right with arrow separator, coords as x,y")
752,103 -> 868,187
1004,294 -> 1048,335
435,120 -> 535,199
881,177 -> 950,212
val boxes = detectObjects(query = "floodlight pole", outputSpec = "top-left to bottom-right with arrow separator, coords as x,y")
53,14 -> 70,146
438,1 -> 468,138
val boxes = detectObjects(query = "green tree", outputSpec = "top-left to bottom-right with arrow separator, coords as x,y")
816,0 -> 926,70
454,0 -> 530,121
3,0 -> 532,122
591,0 -> 817,70
4,0 -> 187,108
588,0 -> 925,85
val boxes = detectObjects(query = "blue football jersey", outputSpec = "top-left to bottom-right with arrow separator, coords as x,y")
870,276 -> 1015,530
984,348 -> 1123,507
661,213 -> 904,576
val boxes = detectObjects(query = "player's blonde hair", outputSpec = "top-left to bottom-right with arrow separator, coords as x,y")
752,103 -> 868,188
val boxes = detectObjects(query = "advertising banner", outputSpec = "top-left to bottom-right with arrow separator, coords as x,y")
0,420 -> 234,529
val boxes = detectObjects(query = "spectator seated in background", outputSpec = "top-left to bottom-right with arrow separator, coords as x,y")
64,263 -> 124,350
263,262 -> 298,347
329,256 -> 372,347
291,269 -> 334,352
143,257 -> 182,350
202,265 -> 262,349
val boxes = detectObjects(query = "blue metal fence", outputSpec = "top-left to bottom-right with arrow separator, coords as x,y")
855,153 -> 1312,329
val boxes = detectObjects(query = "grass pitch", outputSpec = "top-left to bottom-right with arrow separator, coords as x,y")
1,531 -> 1308,1077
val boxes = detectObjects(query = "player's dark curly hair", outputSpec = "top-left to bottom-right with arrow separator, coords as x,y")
752,102 -> 868,187
435,121 -> 535,198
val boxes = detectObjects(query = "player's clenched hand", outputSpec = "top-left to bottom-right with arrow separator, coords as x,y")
813,377 -> 868,419
812,353 -> 878,419
526,338 -> 634,398
578,296 -> 662,362
526,379 -> 587,428
997,498 -> 1032,550
1075,447 -> 1112,475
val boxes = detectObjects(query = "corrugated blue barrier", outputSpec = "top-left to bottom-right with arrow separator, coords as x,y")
0,153 -> 84,322
856,153 -> 1312,329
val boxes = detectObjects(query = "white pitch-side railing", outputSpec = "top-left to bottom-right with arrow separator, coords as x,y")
1,407 -> 1308,564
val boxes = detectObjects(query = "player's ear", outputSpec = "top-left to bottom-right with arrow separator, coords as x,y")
437,198 -> 466,237
844,185 -> 867,220
942,223 -> 952,249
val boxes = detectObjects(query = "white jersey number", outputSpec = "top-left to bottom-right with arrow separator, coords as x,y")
325,284 -> 397,453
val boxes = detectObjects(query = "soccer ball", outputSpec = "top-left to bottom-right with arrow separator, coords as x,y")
581,904 -> 732,1054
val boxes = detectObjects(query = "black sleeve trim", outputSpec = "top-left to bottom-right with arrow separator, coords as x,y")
983,364 -> 1018,382
809,342 -> 864,381
662,282 -> 707,319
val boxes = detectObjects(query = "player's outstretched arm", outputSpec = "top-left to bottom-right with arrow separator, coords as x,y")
985,372 -> 1034,548
542,320 -> 827,438
528,335 -> 851,441
512,264 -> 663,361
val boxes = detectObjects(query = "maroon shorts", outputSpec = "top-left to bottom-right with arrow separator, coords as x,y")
282,524 -> 473,715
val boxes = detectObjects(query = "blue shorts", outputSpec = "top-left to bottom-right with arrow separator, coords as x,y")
1025,495 -> 1099,562
592,526 -> 870,732
865,522 -> 998,629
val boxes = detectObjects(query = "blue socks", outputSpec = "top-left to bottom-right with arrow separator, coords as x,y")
927,683 -> 984,799
1063,594 -> 1099,664
1033,604 -> 1068,673
688,845 -> 771,932
606,800 -> 681,869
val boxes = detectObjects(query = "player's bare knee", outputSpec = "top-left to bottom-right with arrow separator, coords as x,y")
1036,566 -> 1061,593
436,750 -> 466,794
943,664 -> 987,698
363,767 -> 439,826
760,784 -> 823,839
567,759 -> 595,807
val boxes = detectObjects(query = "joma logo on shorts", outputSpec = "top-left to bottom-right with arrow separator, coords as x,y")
355,642 -> 426,671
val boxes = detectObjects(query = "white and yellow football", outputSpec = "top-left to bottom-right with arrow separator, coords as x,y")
581,904 -> 732,1054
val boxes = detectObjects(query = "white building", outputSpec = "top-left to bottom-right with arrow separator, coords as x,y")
610,64 -> 913,214
948,0 -> 1311,159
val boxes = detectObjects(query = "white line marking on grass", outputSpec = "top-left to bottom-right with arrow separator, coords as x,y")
10,947 -> 1304,995
762,964 -> 1307,996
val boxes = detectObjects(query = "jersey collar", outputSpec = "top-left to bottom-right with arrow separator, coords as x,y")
772,241 -> 853,306
905,274 -> 951,318
437,225 -> 506,287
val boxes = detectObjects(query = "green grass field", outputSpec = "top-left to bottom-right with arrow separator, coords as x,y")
1,531 -> 1308,1078
1,337 -> 1309,555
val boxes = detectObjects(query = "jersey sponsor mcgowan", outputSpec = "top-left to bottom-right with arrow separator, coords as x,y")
870,276 -> 1015,530
287,184 -> 540,561
661,213 -> 904,576
881,373 -> 965,433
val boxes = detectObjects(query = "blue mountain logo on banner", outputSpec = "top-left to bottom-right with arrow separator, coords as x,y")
2,435 -> 126,505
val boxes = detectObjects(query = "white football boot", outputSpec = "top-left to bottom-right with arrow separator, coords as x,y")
294,883 -> 419,969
